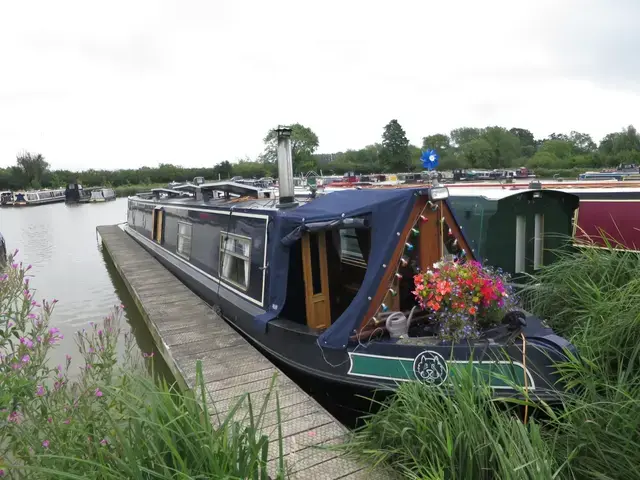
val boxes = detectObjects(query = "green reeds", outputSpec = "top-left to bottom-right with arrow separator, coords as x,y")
9,361 -> 285,479
348,242 -> 640,479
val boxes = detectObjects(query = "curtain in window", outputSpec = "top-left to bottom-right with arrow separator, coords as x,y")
241,239 -> 250,285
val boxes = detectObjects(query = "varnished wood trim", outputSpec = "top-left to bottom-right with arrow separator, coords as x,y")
442,201 -> 475,260
358,196 -> 428,330
418,206 -> 441,271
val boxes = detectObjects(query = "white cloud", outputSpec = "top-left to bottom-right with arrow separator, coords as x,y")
0,0 -> 638,170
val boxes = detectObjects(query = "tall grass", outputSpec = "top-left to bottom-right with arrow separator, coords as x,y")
8,363 -> 284,479
346,367 -> 559,480
347,244 -> 640,479
114,184 -> 166,198
1,256 -> 285,479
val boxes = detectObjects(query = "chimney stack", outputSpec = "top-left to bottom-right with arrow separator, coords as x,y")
276,126 -> 297,208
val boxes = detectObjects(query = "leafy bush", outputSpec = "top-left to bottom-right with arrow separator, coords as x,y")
0,253 -> 284,479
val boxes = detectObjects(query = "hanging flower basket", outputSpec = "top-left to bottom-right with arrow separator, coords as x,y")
412,260 -> 519,342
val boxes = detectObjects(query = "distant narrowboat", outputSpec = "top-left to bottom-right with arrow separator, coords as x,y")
80,187 -> 116,203
0,191 -> 13,206
13,189 -> 65,206
123,127 -> 578,401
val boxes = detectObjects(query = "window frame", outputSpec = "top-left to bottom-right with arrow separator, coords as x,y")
176,221 -> 193,259
219,231 -> 252,291
339,228 -> 368,268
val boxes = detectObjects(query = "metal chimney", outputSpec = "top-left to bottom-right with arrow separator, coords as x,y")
276,126 -> 297,208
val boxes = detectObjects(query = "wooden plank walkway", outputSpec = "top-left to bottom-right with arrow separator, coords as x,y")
97,225 -> 391,480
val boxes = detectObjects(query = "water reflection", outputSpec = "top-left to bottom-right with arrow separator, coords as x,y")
0,199 -> 169,379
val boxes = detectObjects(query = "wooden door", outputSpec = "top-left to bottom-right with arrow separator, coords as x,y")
152,207 -> 164,243
301,232 -> 331,330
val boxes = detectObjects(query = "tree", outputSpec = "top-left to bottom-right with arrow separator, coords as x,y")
461,139 -> 493,169
260,124 -> 319,173
380,119 -> 411,172
480,127 -> 521,168
213,160 -> 234,179
16,151 -> 49,188
422,134 -> 451,155
450,127 -> 481,147
568,131 -> 596,155
509,128 -> 536,157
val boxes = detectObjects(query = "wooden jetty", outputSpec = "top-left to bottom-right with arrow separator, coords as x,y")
97,225 -> 389,480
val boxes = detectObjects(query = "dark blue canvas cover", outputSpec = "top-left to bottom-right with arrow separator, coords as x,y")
256,188 -> 427,350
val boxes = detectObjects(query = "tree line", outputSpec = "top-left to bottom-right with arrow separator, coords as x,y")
3,123 -> 639,190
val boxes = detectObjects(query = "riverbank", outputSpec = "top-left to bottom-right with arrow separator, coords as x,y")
345,244 -> 640,479
113,183 -> 165,198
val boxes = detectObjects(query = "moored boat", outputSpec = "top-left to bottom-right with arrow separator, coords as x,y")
13,189 -> 65,206
122,127 -> 578,402
65,183 -> 89,204
444,181 -> 640,251
79,187 -> 116,203
0,191 -> 13,206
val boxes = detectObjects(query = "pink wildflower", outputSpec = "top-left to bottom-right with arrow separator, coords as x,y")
100,439 -> 108,446
36,385 -> 45,396
65,354 -> 71,361
47,417 -> 52,423
95,388 -> 103,397
7,321 -> 13,328
49,327 -> 60,335
11,263 -> 18,269
21,354 -> 30,364
143,352 -> 155,358
63,418 -> 70,424
42,440 -> 49,448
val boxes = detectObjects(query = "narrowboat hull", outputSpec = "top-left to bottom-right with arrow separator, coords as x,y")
123,185 -> 577,403
126,225 -> 573,401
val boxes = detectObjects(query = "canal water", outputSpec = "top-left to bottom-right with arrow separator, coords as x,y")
0,198 -> 167,378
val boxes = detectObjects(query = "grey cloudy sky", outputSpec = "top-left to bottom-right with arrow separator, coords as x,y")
1,0 -> 638,170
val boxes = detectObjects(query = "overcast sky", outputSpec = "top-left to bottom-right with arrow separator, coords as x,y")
1,0 -> 639,171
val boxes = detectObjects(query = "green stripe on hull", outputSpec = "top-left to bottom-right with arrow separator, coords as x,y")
348,352 -> 534,390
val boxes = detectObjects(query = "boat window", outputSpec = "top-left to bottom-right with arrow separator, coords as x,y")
177,222 -> 192,259
339,229 -> 367,268
219,232 -> 251,290
27,193 -> 38,201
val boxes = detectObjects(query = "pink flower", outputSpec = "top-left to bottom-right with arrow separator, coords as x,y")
42,440 -> 49,448
100,439 -> 108,446
0,468 -> 4,476
63,418 -> 70,424
143,352 -> 155,358
36,385 -> 45,396
26,264 -> 32,270
47,417 -> 52,423
20,337 -> 34,348
21,354 -> 30,364
11,263 -> 18,269
95,388 -> 103,397
7,321 -> 13,328
49,327 -> 60,335
52,299 -> 58,304
120,303 -> 125,309
65,354 -> 72,362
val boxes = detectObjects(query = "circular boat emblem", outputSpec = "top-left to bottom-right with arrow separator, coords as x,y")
412,350 -> 448,386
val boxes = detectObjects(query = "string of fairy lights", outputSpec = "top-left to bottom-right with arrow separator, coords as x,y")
359,197 -> 467,332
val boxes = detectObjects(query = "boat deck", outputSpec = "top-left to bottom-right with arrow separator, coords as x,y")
96,225 -> 388,480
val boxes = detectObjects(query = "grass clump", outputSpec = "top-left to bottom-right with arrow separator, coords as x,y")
0,252 -> 284,479
347,244 -> 640,479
